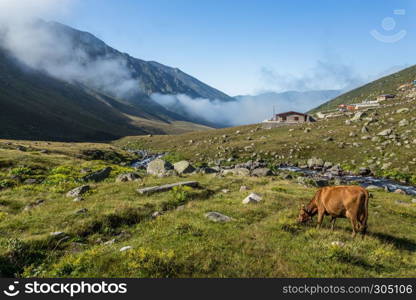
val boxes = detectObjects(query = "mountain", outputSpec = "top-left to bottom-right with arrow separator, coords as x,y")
40,21 -> 233,102
309,65 -> 416,113
0,21 -> 235,141
235,90 -> 342,113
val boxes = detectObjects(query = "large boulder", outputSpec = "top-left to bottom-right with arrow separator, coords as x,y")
173,161 -> 196,174
146,159 -> 173,177
66,185 -> 90,198
116,173 -> 141,183
83,167 -> 112,182
251,168 -> 273,177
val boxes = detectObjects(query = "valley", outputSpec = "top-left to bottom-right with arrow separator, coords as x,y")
1,77 -> 416,277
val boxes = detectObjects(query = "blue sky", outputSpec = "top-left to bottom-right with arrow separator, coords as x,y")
50,0 -> 416,96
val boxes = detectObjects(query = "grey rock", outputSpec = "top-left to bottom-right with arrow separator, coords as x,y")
116,173 -> 141,183
24,199 -> 45,211
205,212 -> 232,223
75,208 -> 88,214
66,185 -> 90,198
242,193 -> 262,204
239,186 -> 249,192
173,161 -> 196,174
351,111 -> 366,121
146,159 -> 173,177
396,108 -> 409,114
251,168 -> 273,177
307,157 -> 324,169
137,181 -> 199,195
381,162 -> 392,170
377,128 -> 393,136
399,119 -> 409,127
24,178 -> 38,185
83,167 -> 112,182
119,246 -> 133,252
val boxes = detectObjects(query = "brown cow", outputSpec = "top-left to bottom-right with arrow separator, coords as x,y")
298,185 -> 369,237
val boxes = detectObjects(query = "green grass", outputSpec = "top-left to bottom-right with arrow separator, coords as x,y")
1,83 -> 416,278
0,141 -> 415,278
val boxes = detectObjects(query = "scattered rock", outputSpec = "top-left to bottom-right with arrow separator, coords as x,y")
173,161 -> 196,174
205,212 -> 232,223
396,108 -> 409,114
239,186 -> 249,192
232,168 -> 251,177
116,173 -> 141,183
394,189 -> 406,195
399,119 -> 409,127
251,168 -> 272,177
24,178 -> 38,185
351,111 -> 366,121
73,197 -> 84,202
119,246 -> 133,252
66,185 -> 90,198
331,241 -> 345,247
83,167 -> 112,182
242,193 -> 262,204
104,239 -> 116,245
359,167 -> 371,176
307,157 -> 324,169
50,231 -> 66,238
24,199 -> 45,211
152,211 -> 162,218
221,189 -> 230,194
377,128 -> 393,136
75,208 -> 88,214
381,162 -> 392,170
146,159 -> 173,177
137,181 -> 199,195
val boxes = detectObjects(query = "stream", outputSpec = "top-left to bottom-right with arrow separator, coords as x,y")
127,149 -> 416,196
279,166 -> 416,196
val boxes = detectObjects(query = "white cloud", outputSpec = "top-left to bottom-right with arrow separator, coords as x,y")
0,0 -> 140,98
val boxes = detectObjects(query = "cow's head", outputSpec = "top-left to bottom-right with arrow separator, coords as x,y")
297,205 -> 313,223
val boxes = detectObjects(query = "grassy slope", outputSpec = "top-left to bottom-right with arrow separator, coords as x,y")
0,138 -> 415,278
1,70 -> 416,278
309,65 -> 416,113
117,92 -> 416,182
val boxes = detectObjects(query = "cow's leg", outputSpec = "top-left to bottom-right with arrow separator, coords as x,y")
346,211 -> 358,238
316,210 -> 324,229
330,217 -> 336,231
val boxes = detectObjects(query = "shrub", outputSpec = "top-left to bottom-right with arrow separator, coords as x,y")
10,167 -> 33,176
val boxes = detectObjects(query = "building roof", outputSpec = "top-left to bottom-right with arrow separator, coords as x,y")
275,111 -> 308,117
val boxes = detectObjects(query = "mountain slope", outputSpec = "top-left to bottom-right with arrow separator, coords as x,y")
0,20 -> 238,141
43,21 -> 233,102
310,65 -> 416,113
0,48 -> 157,141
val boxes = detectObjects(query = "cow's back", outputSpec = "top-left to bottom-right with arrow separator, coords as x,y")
317,186 -> 368,217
